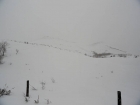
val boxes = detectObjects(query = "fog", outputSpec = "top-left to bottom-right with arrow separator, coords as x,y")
0,0 -> 140,54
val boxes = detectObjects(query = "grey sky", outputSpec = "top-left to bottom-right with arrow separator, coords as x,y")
0,0 -> 140,54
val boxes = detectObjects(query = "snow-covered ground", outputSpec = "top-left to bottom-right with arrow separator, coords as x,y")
0,0 -> 140,105
0,39 -> 140,105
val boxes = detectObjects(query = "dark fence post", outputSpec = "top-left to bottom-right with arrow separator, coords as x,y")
26,80 -> 29,97
118,91 -> 122,105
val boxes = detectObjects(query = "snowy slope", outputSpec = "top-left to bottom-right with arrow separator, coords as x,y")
8,36 -> 138,58
0,40 -> 140,105
0,0 -> 140,104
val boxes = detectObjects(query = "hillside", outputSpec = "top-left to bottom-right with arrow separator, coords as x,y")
0,39 -> 140,105
0,0 -> 140,105
8,37 -> 139,58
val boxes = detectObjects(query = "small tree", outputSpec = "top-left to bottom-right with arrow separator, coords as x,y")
0,41 -> 8,56
0,41 -> 8,64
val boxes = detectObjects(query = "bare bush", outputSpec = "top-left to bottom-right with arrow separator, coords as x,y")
0,41 -> 8,64
0,84 -> 12,97
93,51 -> 112,58
45,99 -> 51,105
118,54 -> 127,57
0,89 -> 11,97
40,81 -> 45,90
0,41 -> 8,56
23,93 -> 30,102
34,95 -> 39,103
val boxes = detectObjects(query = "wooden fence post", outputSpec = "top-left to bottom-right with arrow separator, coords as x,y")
118,91 -> 122,105
26,80 -> 29,97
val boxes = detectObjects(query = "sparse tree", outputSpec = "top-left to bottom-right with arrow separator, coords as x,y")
0,41 -> 8,64
0,41 -> 8,56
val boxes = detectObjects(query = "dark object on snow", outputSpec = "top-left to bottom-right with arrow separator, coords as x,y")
0,89 -> 5,97
118,91 -> 122,105
26,80 -> 29,97
0,89 -> 11,97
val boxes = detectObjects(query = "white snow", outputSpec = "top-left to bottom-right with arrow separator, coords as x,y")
0,0 -> 140,105
0,39 -> 140,105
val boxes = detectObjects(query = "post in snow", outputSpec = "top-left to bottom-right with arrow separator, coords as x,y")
117,91 -> 122,105
26,80 -> 29,97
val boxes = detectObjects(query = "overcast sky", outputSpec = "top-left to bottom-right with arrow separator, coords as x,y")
0,0 -> 140,54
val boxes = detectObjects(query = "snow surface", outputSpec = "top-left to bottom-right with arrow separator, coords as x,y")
0,39 -> 140,105
0,0 -> 140,105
